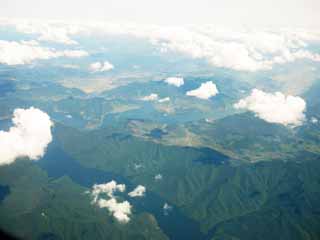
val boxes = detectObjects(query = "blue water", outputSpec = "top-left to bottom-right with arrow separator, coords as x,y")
0,185 -> 10,203
38,142 -> 206,240
147,128 -> 168,139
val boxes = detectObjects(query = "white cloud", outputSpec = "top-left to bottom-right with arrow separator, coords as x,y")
154,174 -> 162,181
164,77 -> 184,87
0,40 -> 55,65
152,27 -> 320,71
186,81 -> 219,99
91,180 -> 125,202
97,198 -> 132,223
128,185 -> 146,198
140,93 -> 159,101
234,89 -> 306,127
0,107 -> 53,166
163,203 -> 172,215
2,19 -> 80,45
2,19 -> 320,71
311,117 -> 318,124
0,40 -> 88,65
158,97 -> 170,103
37,29 -> 78,45
89,61 -> 114,72
89,180 -> 131,223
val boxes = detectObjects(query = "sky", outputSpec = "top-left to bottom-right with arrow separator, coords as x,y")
1,0 -> 320,28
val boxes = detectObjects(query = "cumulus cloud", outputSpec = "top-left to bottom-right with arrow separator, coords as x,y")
91,180 -> 126,202
97,198 -> 132,223
164,77 -> 184,87
234,89 -> 306,127
89,181 -> 132,223
0,40 -> 88,65
0,107 -> 53,166
140,93 -> 159,101
89,61 -> 114,72
128,185 -> 146,198
186,81 -> 219,99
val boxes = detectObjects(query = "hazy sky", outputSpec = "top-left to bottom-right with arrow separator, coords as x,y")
1,0 -> 319,28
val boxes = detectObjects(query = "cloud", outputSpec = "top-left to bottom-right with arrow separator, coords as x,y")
234,89 -> 306,126
37,29 -> 78,45
89,61 -> 114,72
163,203 -> 172,215
153,27 -> 320,71
3,19 -> 320,71
2,19 -> 80,45
0,40 -> 88,65
128,185 -> 146,197
89,181 -> 131,223
91,180 -> 125,202
0,107 -> 53,166
140,93 -> 159,101
311,117 -> 318,124
154,174 -> 162,181
164,77 -> 184,87
158,97 -> 170,103
97,198 -> 132,223
186,81 -> 219,99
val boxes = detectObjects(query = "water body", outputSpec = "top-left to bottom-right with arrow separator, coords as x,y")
147,128 -> 168,139
192,147 -> 229,165
0,79 -> 15,96
0,185 -> 10,203
38,142 -> 205,240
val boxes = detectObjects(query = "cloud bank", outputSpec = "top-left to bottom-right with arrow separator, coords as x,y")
89,61 -> 114,72
164,77 -> 184,87
0,40 -> 88,65
2,19 -> 320,71
0,107 -> 53,166
186,81 -> 219,99
234,89 -> 306,126
128,185 -> 146,197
